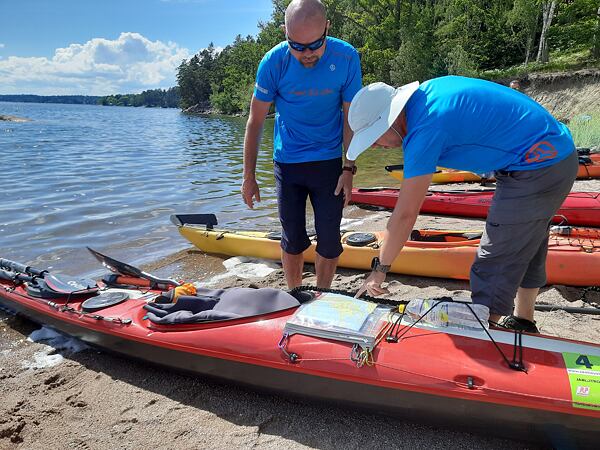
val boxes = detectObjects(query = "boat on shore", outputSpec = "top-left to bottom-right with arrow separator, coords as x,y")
0,250 -> 598,448
351,188 -> 600,227
386,157 -> 600,184
171,214 -> 600,287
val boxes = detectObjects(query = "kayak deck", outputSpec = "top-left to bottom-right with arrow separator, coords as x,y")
0,279 -> 598,447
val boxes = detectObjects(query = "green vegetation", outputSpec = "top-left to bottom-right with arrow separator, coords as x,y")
569,113 -> 600,147
0,94 -> 101,105
0,88 -> 180,108
177,0 -> 600,115
98,87 -> 180,108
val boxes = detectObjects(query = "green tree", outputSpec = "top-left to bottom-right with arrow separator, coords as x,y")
390,5 -> 438,85
507,0 -> 541,64
210,35 -> 265,114
177,44 -> 219,109
549,0 -> 599,54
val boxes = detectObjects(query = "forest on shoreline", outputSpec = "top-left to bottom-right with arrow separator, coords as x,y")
178,0 -> 600,115
0,87 -> 180,108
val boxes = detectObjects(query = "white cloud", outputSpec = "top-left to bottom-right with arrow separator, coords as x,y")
0,33 -> 190,95
0,43 -> 5,48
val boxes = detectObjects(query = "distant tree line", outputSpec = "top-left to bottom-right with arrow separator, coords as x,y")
0,94 -> 101,105
0,87 -> 180,108
177,0 -> 600,115
98,87 -> 180,108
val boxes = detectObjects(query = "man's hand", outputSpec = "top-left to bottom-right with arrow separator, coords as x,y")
241,178 -> 261,209
334,171 -> 353,207
355,270 -> 388,298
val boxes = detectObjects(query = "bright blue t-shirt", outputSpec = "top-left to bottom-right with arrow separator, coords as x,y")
253,37 -> 362,163
402,76 -> 575,179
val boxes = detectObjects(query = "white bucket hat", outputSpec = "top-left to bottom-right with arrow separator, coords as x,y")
346,81 -> 420,161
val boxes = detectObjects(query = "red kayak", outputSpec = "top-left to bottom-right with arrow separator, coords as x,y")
352,188 -> 600,226
0,250 -> 599,448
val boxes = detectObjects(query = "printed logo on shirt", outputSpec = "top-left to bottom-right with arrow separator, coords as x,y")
255,83 -> 269,95
524,140 -> 558,164
330,64 -> 336,71
289,88 -> 334,97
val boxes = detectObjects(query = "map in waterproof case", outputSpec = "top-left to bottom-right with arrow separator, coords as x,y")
283,293 -> 393,349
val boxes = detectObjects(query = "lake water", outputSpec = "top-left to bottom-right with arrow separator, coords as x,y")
0,102 -> 398,276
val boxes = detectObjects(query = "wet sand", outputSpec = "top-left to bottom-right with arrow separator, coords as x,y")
1,178 -> 599,449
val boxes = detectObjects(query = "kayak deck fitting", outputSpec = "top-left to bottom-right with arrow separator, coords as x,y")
0,251 -> 599,448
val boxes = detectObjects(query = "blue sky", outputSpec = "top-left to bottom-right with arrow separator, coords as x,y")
0,0 -> 274,95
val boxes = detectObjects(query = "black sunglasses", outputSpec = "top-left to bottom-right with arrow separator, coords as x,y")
287,26 -> 327,52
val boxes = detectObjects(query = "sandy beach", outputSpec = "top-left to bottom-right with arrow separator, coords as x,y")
1,178 -> 599,449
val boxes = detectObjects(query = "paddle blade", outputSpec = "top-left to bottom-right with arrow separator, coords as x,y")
87,247 -> 143,278
43,273 -> 98,294
87,247 -> 180,287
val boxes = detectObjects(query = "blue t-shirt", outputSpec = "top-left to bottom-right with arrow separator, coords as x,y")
402,76 -> 575,179
254,37 -> 362,163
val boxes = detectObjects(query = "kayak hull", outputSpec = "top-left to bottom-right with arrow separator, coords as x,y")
388,162 -> 600,183
1,281 -> 599,448
351,188 -> 600,227
176,225 -> 600,286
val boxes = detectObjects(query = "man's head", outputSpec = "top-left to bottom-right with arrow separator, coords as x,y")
509,80 -> 521,90
284,0 -> 328,68
346,82 -> 420,161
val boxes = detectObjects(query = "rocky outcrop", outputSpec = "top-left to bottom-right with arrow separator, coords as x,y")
0,114 -> 30,122
182,101 -> 214,115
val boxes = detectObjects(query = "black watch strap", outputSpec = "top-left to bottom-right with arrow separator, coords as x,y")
371,256 -> 391,273
342,165 -> 357,175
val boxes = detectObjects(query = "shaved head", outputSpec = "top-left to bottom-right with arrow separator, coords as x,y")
285,0 -> 327,30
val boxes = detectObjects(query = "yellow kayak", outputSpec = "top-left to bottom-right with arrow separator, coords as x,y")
170,214 -> 600,286
385,164 -> 487,184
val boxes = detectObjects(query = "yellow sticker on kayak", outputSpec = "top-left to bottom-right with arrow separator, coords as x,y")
562,352 -> 600,411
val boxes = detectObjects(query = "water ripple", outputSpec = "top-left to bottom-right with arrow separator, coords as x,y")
0,101 -> 394,275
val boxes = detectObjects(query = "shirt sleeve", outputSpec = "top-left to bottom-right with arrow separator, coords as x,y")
341,49 -> 362,103
402,127 -> 449,179
253,53 -> 277,102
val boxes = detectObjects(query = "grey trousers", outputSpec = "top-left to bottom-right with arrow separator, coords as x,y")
470,151 -> 579,316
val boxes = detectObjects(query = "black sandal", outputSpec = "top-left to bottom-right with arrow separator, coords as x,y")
499,315 -> 540,334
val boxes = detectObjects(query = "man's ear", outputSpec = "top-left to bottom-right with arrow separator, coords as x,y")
280,24 -> 286,34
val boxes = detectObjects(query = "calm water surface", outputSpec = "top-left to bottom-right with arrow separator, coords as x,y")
0,102 -> 398,275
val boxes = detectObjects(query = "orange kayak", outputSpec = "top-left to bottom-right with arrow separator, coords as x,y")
386,159 -> 600,183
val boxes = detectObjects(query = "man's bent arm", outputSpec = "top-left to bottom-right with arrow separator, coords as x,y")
355,173 -> 433,298
379,174 -> 433,265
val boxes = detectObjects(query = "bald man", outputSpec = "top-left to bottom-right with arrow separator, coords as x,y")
242,0 -> 362,289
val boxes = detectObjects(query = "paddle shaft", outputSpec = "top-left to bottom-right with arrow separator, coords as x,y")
0,258 -> 45,276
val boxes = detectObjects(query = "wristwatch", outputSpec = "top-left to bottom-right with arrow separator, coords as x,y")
371,256 -> 391,274
342,165 -> 357,175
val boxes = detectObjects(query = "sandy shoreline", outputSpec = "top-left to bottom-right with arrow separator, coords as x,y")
1,178 -> 599,449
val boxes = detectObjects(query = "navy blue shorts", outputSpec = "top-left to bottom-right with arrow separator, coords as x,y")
274,158 -> 344,259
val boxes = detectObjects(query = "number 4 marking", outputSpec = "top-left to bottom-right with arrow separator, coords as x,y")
575,354 -> 593,369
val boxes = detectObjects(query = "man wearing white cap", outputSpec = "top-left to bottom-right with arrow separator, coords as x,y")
349,76 -> 577,332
